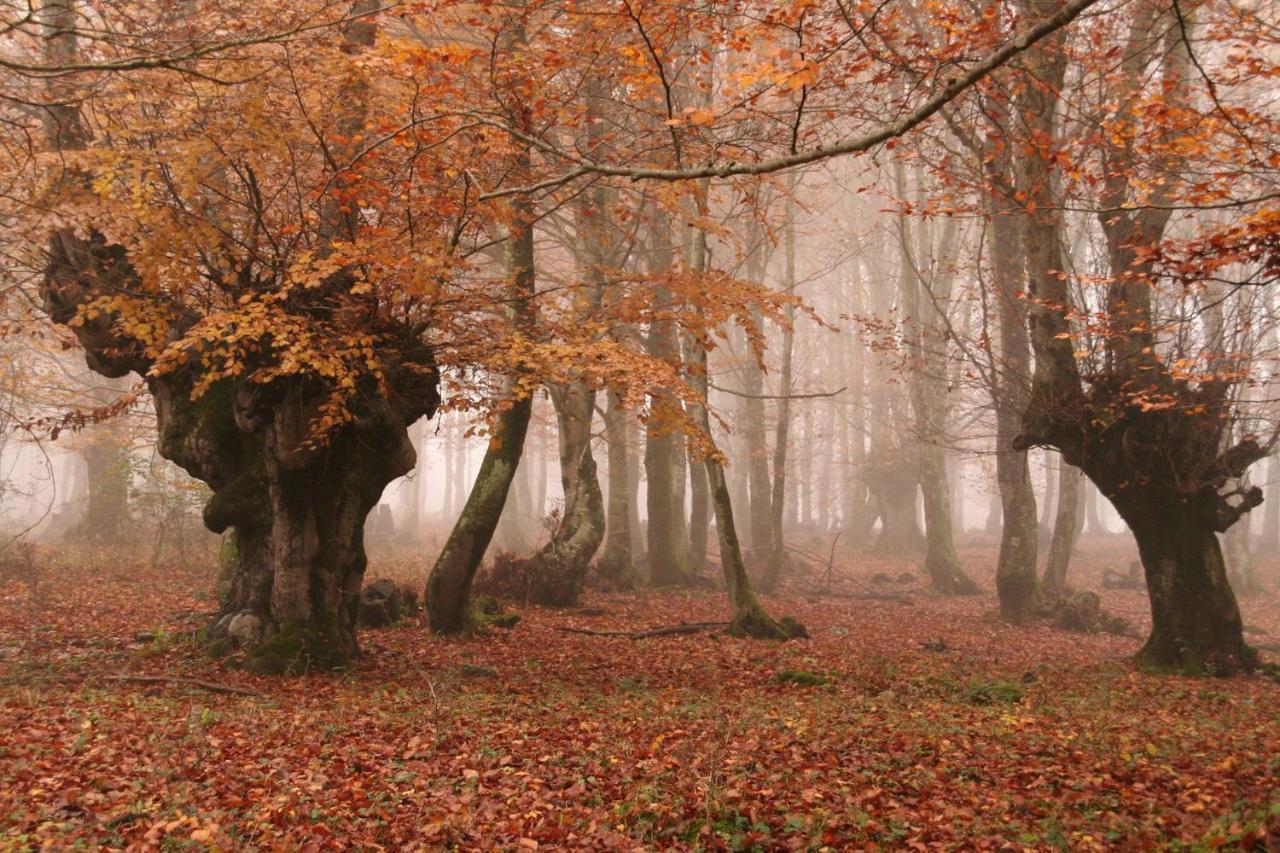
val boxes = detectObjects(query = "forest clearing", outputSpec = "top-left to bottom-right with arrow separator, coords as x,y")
1,537 -> 1277,849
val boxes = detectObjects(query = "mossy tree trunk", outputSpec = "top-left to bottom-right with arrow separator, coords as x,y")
1115,488 -> 1256,673
425,394 -> 531,633
1012,0 -> 1255,673
39,0 -> 440,672
424,225 -> 535,631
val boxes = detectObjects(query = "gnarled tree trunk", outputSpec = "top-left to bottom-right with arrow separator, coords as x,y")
39,0 -> 439,672
526,382 -> 605,606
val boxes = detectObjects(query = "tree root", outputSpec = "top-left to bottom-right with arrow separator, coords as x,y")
728,607 -> 809,640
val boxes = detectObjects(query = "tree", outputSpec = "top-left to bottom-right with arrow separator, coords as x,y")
1013,0 -> 1276,672
36,0 -> 441,670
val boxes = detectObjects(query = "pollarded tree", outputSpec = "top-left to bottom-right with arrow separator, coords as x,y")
1014,0 -> 1280,672
31,1 -> 448,670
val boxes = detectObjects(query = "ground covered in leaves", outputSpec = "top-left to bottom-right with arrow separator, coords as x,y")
1,536 -> 1278,850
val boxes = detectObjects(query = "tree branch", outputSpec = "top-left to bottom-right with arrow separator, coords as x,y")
473,0 -> 1102,194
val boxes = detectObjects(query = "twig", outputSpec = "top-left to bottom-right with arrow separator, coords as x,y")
820,531 -> 842,592
555,621 -> 729,639
104,811 -> 149,829
101,675 -> 260,697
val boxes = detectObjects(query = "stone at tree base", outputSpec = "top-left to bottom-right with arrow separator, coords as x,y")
220,610 -> 265,648
1045,589 -> 1133,637
359,578 -> 406,628
1055,590 -> 1101,632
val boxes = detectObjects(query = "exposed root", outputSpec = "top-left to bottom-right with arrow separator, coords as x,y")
728,606 -> 809,640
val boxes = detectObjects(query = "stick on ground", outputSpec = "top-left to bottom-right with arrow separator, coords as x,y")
101,674 -> 260,697
555,621 -> 729,639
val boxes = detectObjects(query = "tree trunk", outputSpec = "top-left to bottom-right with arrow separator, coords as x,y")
919,445 -> 976,593
869,463 -> 924,552
762,193 -> 797,591
1125,503 -> 1254,673
684,187 -> 803,640
1043,461 -> 1083,591
71,433 -> 130,545
627,418 -> 644,556
38,0 -> 440,672
426,131 -> 536,631
1265,456 -> 1280,554
897,174 -> 977,596
599,391 -> 636,587
949,454 -> 964,533
984,490 -> 1002,535
527,383 -> 605,606
1224,519 -> 1261,597
844,261 -> 875,543
645,423 -> 688,584
1083,479 -> 1107,535
644,214 -> 692,586
426,392 -> 531,634
687,445 -> 709,572
987,152 -> 1040,622
1039,452 -> 1058,545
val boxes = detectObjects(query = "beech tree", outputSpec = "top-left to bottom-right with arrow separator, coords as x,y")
1011,0 -> 1280,671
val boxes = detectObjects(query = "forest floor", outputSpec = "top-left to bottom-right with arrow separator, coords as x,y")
1,535 -> 1278,851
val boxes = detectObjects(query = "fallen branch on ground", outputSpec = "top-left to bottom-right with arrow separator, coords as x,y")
101,674 -> 260,696
555,621 -> 729,639
806,589 -> 914,603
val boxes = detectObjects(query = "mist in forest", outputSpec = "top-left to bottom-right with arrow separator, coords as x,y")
2,0 -> 1279,846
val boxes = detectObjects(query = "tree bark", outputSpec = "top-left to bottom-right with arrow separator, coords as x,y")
599,391 -> 637,587
526,383 -> 605,606
644,213 -> 692,586
898,173 -> 978,595
1083,479 -> 1108,535
684,186 -> 803,639
986,90 -> 1041,622
426,79 -> 537,629
1013,3 -> 1255,672
762,190 -> 797,591
984,491 -> 1002,535
426,392 -> 530,633
71,431 -> 130,545
39,1 -> 438,671
687,445 -> 709,571
1043,460 -> 1083,591
1125,500 -> 1254,673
